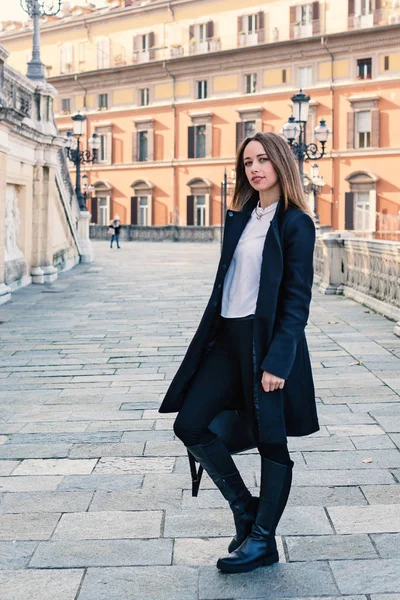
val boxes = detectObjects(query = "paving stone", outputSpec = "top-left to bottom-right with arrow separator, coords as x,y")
330,558 -> 400,594
0,491 -> 93,514
94,456 -> 174,474
0,513 -> 60,540
285,534 -> 377,561
12,458 -> 97,476
0,542 -> 37,569
303,450 -> 400,470
0,460 -> 19,475
69,442 -> 144,458
0,444 -> 72,459
371,533 -> 400,558
8,432 -> 122,444
78,566 -> 198,600
53,510 -> 162,540
19,422 -> 89,433
0,568 -> 83,600
361,485 -> 400,504
0,475 -> 63,492
86,420 -> 154,432
373,416 -> 400,433
326,425 -> 385,436
287,436 -> 355,451
328,505 -> 400,534
198,561 -> 338,598
29,538 -> 173,567
351,436 -> 396,450
120,430 -> 175,442
89,488 -> 181,511
57,473 -> 143,491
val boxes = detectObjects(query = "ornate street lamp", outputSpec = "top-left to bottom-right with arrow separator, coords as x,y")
281,89 -> 331,180
64,113 -> 100,211
20,0 -> 61,81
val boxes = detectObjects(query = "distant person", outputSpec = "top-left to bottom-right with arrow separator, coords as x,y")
159,132 -> 318,574
109,215 -> 121,249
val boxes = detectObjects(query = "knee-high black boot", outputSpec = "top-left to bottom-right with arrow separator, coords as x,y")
187,438 -> 258,552
216,457 -> 293,574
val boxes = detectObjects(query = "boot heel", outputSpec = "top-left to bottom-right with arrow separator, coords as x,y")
262,551 -> 279,566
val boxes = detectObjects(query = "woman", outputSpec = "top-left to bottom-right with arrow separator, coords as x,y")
158,132 -> 319,574
109,215 -> 121,249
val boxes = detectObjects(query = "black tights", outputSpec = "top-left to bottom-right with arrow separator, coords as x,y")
173,317 -> 292,467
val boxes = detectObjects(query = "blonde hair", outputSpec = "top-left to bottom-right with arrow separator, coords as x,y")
231,132 -> 311,215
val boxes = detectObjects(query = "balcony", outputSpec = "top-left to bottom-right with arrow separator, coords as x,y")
348,7 -> 400,29
238,30 -> 265,47
133,48 -> 157,63
189,38 -> 221,55
290,20 -> 319,39
2,65 -> 33,119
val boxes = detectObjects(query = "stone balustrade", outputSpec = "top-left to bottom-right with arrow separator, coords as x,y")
315,233 -> 400,335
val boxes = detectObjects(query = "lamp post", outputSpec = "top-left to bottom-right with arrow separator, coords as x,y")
64,113 -> 100,211
20,0 -> 61,81
303,163 -> 325,227
220,167 -> 236,251
281,90 -> 331,180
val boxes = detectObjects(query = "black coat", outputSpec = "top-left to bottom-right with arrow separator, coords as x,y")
159,194 -> 319,447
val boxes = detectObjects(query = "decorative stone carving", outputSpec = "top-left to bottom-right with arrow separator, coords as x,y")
4,184 -> 24,262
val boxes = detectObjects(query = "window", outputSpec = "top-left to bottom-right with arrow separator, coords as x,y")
138,131 -> 148,162
298,66 -> 312,88
139,196 -> 149,225
299,4 -> 313,25
357,58 -> 372,80
245,73 -> 257,94
244,120 -> 256,138
133,32 -> 155,62
384,56 -> 390,71
95,126 -> 112,163
140,88 -> 150,106
98,93 -> 108,110
356,111 -> 371,148
195,195 -> 206,226
282,69 -> 287,83
99,134 -> 108,162
97,39 -> 110,69
197,80 -> 208,100
195,125 -> 206,158
78,42 -> 86,67
98,197 -> 109,226
60,43 -> 73,74
61,98 -> 71,114
358,0 -> 373,15
248,13 -> 258,34
189,21 -> 214,53
355,191 -> 371,230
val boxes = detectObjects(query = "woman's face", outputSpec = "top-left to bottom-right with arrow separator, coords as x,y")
243,140 -> 279,192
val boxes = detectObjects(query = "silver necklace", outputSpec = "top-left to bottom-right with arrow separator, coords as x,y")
255,200 -> 279,220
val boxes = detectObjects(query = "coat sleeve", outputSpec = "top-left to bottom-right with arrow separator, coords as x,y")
260,211 -> 316,380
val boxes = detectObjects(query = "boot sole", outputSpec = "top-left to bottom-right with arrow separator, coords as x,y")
217,551 -> 279,574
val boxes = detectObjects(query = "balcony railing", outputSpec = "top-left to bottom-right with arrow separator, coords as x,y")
290,20 -> 320,39
348,7 -> 400,29
189,38 -> 221,55
238,30 -> 265,47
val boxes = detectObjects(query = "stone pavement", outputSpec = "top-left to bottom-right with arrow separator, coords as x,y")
0,240 -> 400,600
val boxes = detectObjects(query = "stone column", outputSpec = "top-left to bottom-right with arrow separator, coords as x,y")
77,211 -> 94,263
317,234 -> 345,295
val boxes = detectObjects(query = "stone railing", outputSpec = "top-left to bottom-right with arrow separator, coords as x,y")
314,233 -> 400,334
90,225 -> 222,243
2,64 -> 34,119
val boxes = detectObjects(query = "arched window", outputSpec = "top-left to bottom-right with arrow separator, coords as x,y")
344,171 -> 379,232
91,180 -> 112,225
186,178 -> 212,226
130,179 -> 153,226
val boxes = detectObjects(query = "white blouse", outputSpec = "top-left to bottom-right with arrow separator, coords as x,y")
221,201 -> 278,318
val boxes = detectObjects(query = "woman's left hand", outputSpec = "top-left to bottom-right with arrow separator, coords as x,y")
261,371 -> 285,392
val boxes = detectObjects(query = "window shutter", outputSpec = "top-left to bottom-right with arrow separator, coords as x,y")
206,122 -> 212,158
149,31 -> 156,59
205,193 -> 210,226
148,127 -> 154,161
106,132 -> 112,164
189,24 -> 195,40
236,121 -> 245,148
188,126 -> 195,158
133,35 -> 141,60
290,6 -> 296,23
348,0 -> 355,15
345,192 -> 354,230
257,12 -> 265,42
206,21 -> 214,39
91,197 -> 98,224
312,2 -> 320,34
132,131 -> 138,162
369,190 -> 377,232
237,16 -> 243,44
187,195 -> 195,225
109,196 -> 113,220
347,112 -> 355,150
131,196 -> 138,225
370,108 -> 380,148
258,11 -> 264,30
148,195 -> 153,226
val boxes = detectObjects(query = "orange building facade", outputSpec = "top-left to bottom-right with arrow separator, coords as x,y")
1,0 -> 400,237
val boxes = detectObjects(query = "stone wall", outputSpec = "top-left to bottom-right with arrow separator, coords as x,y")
0,44 -> 91,304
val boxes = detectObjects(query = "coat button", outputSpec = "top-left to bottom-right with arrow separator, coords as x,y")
222,263 -> 227,270
217,283 -> 222,290
228,211 -> 233,217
